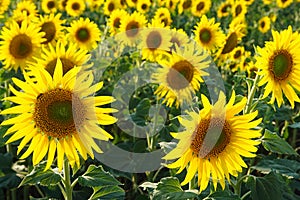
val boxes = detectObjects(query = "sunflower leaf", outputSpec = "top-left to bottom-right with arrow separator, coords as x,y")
261,130 -> 297,155
205,191 -> 240,200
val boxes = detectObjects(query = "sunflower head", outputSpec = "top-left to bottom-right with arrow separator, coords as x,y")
66,0 -> 86,17
258,16 -> 271,33
191,0 -> 211,17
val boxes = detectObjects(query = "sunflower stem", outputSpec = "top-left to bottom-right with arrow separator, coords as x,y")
244,72 -> 260,114
63,159 -> 73,200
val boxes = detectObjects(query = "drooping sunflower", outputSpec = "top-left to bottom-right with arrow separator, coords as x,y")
30,41 -> 90,76
37,13 -> 65,46
0,20 -> 45,71
117,11 -> 147,47
153,7 -> 172,27
67,17 -> 101,51
191,0 -> 211,17
178,0 -> 192,14
258,16 -> 271,33
136,0 -> 151,13
256,26 -> 300,108
194,15 -> 226,53
217,0 -> 232,18
152,42 -> 210,107
103,0 -> 121,16
13,0 -> 37,19
232,0 -> 247,18
108,9 -> 129,36
0,0 -> 10,15
164,91 -> 262,192
140,20 -> 172,62
66,0 -> 86,17
41,0 -> 58,13
276,0 -> 293,8
1,59 -> 117,170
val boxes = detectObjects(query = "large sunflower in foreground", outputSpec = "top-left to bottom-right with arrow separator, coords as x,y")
164,91 -> 261,192
152,43 -> 210,107
0,20 -> 45,71
1,59 -> 117,170
256,26 -> 300,108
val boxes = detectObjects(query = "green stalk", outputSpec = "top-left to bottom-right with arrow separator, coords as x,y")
244,73 -> 260,114
63,160 -> 72,200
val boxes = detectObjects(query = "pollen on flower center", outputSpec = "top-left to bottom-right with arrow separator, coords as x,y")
191,118 -> 231,159
200,28 -> 212,43
167,60 -> 194,90
9,34 -> 33,59
34,88 -> 86,138
196,2 -> 205,11
76,28 -> 90,42
269,49 -> 293,80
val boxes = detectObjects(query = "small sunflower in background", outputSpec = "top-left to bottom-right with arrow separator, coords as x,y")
228,46 -> 250,72
86,0 -> 105,11
66,0 -> 86,17
276,0 -> 293,8
244,0 -> 255,5
58,0 -> 68,11
126,0 -> 138,7
67,18 -> 101,51
30,41 -> 90,76
152,42 -> 210,107
169,28 -> 189,52
36,13 -> 65,46
164,0 -> 179,11
140,20 -> 172,62
217,0 -> 232,18
258,16 -> 271,33
0,20 -> 45,71
0,0 -> 10,15
191,0 -> 211,17
164,91 -> 261,192
13,0 -> 37,19
194,15 -> 226,53
41,0 -> 58,13
103,0 -> 121,16
153,7 -> 172,27
1,59 -> 117,170
108,9 -> 129,36
178,0 -> 192,14
117,11 -> 147,47
232,0 -> 247,18
136,0 -> 151,14
256,26 -> 300,108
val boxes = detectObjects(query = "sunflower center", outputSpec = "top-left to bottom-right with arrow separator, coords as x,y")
234,50 -> 241,59
191,118 -> 231,159
161,18 -> 168,26
183,0 -> 192,9
221,32 -> 238,54
196,2 -> 205,11
269,50 -> 293,80
108,2 -> 115,12
141,3 -> 148,10
235,5 -> 242,16
46,58 -> 75,76
21,9 -> 30,16
113,18 -> 121,28
167,60 -> 194,90
260,21 -> 265,28
146,31 -> 162,50
221,4 -> 231,13
47,1 -> 55,9
34,88 -> 85,138
126,21 -> 139,37
72,2 -> 80,10
9,34 -> 33,59
41,22 -> 56,44
76,28 -> 90,42
199,28 -> 212,43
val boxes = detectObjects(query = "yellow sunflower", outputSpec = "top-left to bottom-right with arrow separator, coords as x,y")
276,0 -> 293,8
37,13 -> 65,46
165,0 -> 179,11
30,41 -> 90,76
178,0 -> 192,14
65,0 -> 86,17
140,20 -> 172,62
164,91 -> 262,192
67,17 -> 101,51
58,0 -> 68,11
13,0 -> 37,19
0,0 -> 10,15
108,9 -> 129,36
41,0 -> 58,13
256,26 -> 300,108
263,0 -> 272,5
152,43 -> 210,107
153,7 -> 172,27
126,0 -> 138,7
232,0 -> 247,18
258,16 -> 271,33
194,15 -> 226,53
244,0 -> 254,5
217,0 -> 232,18
103,0 -> 121,16
86,0 -> 105,11
1,59 -> 117,170
0,20 -> 45,71
191,0 -> 211,17
169,28 -> 189,52
117,11 -> 147,47
136,0 -> 151,13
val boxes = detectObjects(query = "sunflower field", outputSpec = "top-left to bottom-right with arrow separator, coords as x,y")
0,0 -> 300,199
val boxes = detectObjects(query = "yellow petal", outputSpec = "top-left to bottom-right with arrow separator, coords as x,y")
45,139 -> 57,171
33,135 -> 49,165
53,58 -> 63,87
20,134 -> 42,159
17,129 -> 37,155
181,156 -> 198,186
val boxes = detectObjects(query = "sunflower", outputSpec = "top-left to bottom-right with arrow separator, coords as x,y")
65,0 -> 86,17
164,91 -> 262,191
0,20 -> 45,71
37,13 -> 65,46
169,28 -> 189,52
258,16 -> 271,33
41,0 -> 58,13
117,11 -> 147,47
152,42 -> 210,107
67,17 -> 101,51
276,0 -> 293,8
153,7 -> 172,27
140,20 -> 172,61
0,0 -> 10,15
256,26 -> 300,108
103,0 -> 121,16
244,0 -> 254,5
30,41 -> 90,76
263,0 -> 272,5
86,0 -> 104,11
191,0 -> 211,17
217,0 -> 232,18
194,15 -> 226,53
228,46 -> 250,72
58,0 -> 68,11
108,9 -> 129,36
136,0 -> 151,14
13,1 -> 37,19
232,0 -> 247,18
1,59 -> 117,170
165,0 -> 179,11
178,0 -> 192,14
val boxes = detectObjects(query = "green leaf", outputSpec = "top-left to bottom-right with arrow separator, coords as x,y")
252,158 -> 300,179
90,185 -> 125,200
245,172 -> 284,200
206,191 -> 240,200
289,122 -> 300,129
19,162 -> 62,187
0,126 -> 9,147
0,153 -> 13,172
0,172 -> 21,189
261,130 -> 297,155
